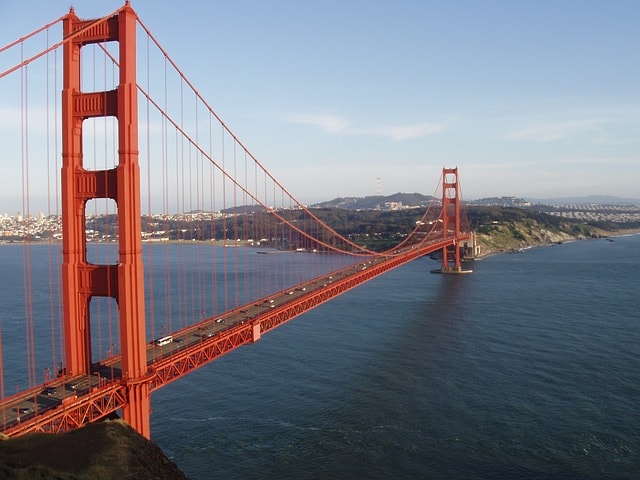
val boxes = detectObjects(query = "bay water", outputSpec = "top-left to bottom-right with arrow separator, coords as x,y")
149,235 -> 640,479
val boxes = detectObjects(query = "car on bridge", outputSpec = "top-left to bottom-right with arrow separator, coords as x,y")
41,386 -> 56,396
13,406 -> 34,420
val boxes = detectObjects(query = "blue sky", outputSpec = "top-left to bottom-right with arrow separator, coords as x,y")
1,0 -> 638,208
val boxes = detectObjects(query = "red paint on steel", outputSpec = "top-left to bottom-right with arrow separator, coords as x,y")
441,167 -> 463,271
3,384 -> 128,437
61,3 -> 150,438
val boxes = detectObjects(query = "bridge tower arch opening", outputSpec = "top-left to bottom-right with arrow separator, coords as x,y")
61,4 -> 150,437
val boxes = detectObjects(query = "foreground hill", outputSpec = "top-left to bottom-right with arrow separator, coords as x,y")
0,420 -> 189,480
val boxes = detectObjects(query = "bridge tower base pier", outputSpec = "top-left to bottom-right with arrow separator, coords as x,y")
123,382 -> 151,438
434,266 -> 474,274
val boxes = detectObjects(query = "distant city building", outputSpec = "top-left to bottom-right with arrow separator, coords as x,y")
468,197 -> 532,207
384,202 -> 403,210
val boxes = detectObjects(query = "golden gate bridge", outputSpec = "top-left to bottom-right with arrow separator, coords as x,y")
0,2 -> 472,439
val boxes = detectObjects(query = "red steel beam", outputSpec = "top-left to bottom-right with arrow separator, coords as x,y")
2,383 -> 127,437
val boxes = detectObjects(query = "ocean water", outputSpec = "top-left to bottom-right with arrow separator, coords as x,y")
149,235 -> 640,479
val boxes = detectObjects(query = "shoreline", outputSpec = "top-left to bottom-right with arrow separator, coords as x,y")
3,228 -> 640,257
474,228 -> 640,260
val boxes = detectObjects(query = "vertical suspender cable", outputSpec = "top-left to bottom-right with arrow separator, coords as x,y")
108,49 -> 117,359
233,141 -> 239,307
186,101 -> 193,324
20,45 -> 36,389
162,56 -> 171,334
45,28 -> 58,376
242,148 -> 249,305
91,45 -> 103,362
54,45 -> 64,372
145,30 -> 156,342
174,126 -> 180,331
209,111 -> 218,316
194,95 -> 205,322
221,128 -> 228,312
177,80 -> 185,331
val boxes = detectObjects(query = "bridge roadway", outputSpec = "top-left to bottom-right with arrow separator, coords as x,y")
0,236 -> 463,436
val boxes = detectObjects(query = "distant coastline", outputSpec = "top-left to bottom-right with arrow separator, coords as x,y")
3,205 -> 639,260
475,227 -> 640,259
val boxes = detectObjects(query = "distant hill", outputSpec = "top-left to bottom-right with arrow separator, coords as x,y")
311,192 -> 436,210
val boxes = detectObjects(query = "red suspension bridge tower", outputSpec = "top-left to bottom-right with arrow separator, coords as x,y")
61,3 -> 150,437
439,167 -> 471,274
